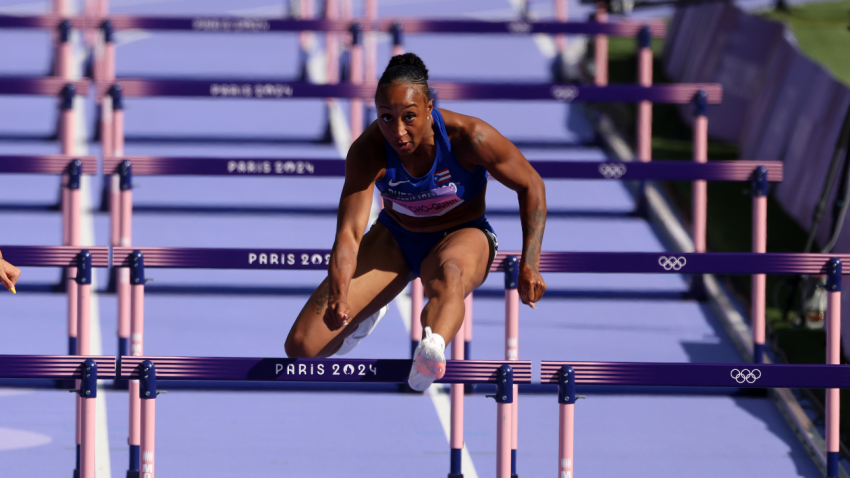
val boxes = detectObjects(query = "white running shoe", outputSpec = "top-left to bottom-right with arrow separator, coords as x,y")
408,327 -> 447,392
335,305 -> 388,356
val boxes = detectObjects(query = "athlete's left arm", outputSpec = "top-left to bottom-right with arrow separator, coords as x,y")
457,117 -> 547,308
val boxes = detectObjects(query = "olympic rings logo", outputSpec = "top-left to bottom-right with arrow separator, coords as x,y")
658,256 -> 687,271
550,85 -> 579,102
507,21 -> 532,34
730,368 -> 761,384
598,163 -> 627,179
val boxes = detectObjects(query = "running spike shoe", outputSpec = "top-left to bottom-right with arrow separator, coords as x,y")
408,326 -> 446,392
335,305 -> 388,356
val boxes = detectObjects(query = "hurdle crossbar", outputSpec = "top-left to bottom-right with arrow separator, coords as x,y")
111,248 -> 846,275
1,246 -> 109,267
104,157 -> 779,181
541,361 -> 850,389
0,155 -> 97,174
0,77 -> 89,96
0,354 -> 115,379
0,14 -> 664,37
544,358 -> 850,477
119,356 -> 531,383
95,79 -> 721,104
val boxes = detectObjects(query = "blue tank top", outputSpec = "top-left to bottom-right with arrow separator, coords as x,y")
375,109 -> 489,218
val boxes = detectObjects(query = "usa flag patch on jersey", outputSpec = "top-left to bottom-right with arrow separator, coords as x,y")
435,168 -> 452,184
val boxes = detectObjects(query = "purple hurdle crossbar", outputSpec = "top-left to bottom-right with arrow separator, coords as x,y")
0,355 -> 115,478
542,353 -> 849,475
120,356 -> 530,478
5,13 -> 666,36
94,79 -> 721,104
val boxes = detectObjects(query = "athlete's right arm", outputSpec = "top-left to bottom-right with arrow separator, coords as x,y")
324,132 -> 383,330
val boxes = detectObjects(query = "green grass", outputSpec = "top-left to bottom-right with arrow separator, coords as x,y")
599,4 -> 850,438
761,1 -> 850,86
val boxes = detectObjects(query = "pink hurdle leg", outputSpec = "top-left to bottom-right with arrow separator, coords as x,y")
593,3 -> 608,86
391,23 -> 404,57
349,26 -> 364,141
503,256 -> 520,476
495,365 -> 514,478
128,253 -> 146,475
411,278 -> 424,357
636,26 -> 653,163
555,0 -> 567,55
464,294 -> 473,360
751,167 -> 768,363
826,259 -> 842,478
79,359 -> 98,478
691,92 -> 708,253
140,394 -> 156,478
449,316 -> 465,477
111,103 -> 125,246
558,366 -> 576,478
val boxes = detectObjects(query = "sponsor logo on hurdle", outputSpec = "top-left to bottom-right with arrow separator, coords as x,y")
507,21 -> 533,34
227,160 -> 315,175
550,85 -> 579,102
192,17 -> 270,31
210,83 -> 293,98
560,458 -> 573,478
598,163 -> 627,179
248,253 -> 331,267
142,451 -> 153,478
730,368 -> 761,384
658,256 -> 687,271
275,362 -> 378,377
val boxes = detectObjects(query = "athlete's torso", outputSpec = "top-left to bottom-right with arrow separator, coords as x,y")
375,108 -> 488,232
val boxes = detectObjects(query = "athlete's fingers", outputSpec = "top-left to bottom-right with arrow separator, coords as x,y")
0,270 -> 12,293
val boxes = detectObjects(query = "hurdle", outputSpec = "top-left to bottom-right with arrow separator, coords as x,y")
0,355 -> 116,478
119,355 -> 531,478
0,246 -> 110,478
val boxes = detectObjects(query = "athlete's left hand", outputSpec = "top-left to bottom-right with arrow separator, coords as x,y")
518,262 -> 545,309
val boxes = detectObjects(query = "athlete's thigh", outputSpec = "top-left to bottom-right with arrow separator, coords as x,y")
288,222 -> 411,355
419,227 -> 490,297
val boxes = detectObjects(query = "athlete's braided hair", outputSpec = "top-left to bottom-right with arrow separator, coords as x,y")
377,53 -> 430,101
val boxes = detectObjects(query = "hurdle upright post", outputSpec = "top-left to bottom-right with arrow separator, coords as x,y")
127,251 -> 146,477
555,0 -> 567,56
593,2 -> 608,86
464,294 -> 473,362
60,84 -> 76,260
67,161 -> 82,355
74,251 -> 92,478
503,255 -> 520,478
349,23 -> 364,141
751,167 -> 768,363
117,161 -> 133,361
139,360 -> 157,478
826,258 -> 841,478
411,279 -> 424,357
558,366 -> 576,478
636,26 -> 653,163
110,85 -> 126,248
690,91 -> 708,297
391,23 -> 404,57
78,359 -> 98,478
449,311 -> 466,478
56,20 -> 73,79
495,365 -> 514,478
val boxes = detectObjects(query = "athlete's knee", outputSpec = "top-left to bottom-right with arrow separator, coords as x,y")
285,329 -> 321,358
425,260 -> 465,298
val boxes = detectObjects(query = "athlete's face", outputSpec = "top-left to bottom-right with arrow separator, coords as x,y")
375,82 -> 433,156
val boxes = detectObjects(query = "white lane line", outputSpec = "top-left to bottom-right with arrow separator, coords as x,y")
69,26 -> 112,478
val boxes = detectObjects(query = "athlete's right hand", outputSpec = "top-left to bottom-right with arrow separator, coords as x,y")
324,298 -> 352,331
0,257 -> 20,294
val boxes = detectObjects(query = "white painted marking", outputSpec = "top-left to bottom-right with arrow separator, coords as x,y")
0,427 -> 52,451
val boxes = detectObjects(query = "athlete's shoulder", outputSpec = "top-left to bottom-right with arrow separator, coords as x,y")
346,121 -> 386,181
438,108 -> 497,149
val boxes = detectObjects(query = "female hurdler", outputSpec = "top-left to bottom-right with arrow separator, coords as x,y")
285,53 -> 547,391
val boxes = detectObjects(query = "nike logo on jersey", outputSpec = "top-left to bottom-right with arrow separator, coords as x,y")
388,179 -> 410,186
